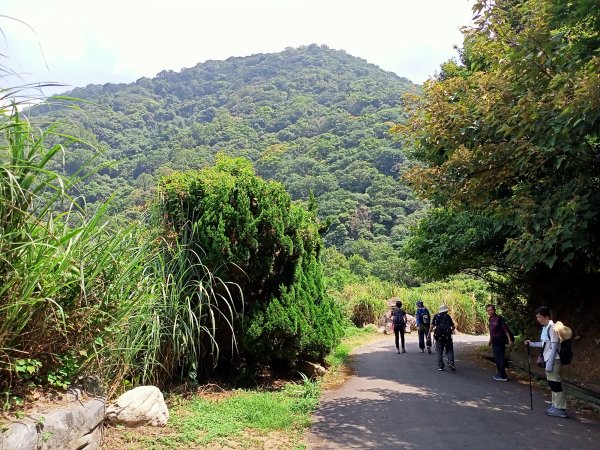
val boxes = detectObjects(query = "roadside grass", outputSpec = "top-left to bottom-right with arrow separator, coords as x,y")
322,324 -> 382,389
103,325 -> 380,449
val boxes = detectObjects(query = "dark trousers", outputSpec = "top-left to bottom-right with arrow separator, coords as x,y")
394,326 -> 405,350
418,325 -> 431,350
436,338 -> 454,368
491,339 -> 507,378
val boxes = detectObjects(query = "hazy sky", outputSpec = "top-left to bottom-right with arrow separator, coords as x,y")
2,0 -> 475,96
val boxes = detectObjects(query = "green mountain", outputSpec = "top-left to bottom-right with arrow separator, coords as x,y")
33,44 -> 425,257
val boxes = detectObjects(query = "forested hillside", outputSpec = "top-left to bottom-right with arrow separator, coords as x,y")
33,45 -> 424,274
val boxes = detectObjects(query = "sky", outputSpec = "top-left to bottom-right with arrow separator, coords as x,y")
2,0 -> 475,97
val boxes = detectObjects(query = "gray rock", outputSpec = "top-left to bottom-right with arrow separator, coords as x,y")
0,398 -> 105,450
106,386 -> 168,427
0,421 -> 39,450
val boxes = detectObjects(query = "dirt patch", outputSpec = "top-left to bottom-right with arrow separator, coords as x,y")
321,363 -> 354,390
0,386 -> 90,427
206,429 -> 300,450
101,424 -> 178,450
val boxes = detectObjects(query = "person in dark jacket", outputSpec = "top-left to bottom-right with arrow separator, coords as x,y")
415,300 -> 432,354
391,299 -> 407,354
429,305 -> 455,371
486,304 -> 514,381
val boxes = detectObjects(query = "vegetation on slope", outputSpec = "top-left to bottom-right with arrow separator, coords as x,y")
32,45 -> 425,284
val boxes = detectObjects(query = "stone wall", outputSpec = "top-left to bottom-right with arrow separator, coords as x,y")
0,398 -> 105,450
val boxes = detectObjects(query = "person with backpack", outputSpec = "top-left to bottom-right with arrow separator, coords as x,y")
429,305 -> 455,371
486,304 -> 514,382
524,306 -> 568,418
391,299 -> 407,354
415,300 -> 432,354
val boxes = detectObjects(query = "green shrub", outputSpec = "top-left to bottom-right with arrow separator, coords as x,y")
158,155 -> 344,372
0,110 -> 154,393
328,275 -> 491,334
347,296 -> 386,327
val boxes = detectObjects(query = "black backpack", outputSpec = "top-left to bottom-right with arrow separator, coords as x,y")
392,308 -> 406,328
559,340 -> 573,365
555,321 -> 573,365
434,313 -> 452,340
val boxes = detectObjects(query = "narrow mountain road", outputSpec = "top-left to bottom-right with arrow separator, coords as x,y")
306,333 -> 600,449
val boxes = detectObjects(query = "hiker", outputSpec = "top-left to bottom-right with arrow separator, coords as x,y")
486,304 -> 514,381
391,299 -> 407,354
429,305 -> 455,371
415,300 -> 432,354
524,306 -> 568,418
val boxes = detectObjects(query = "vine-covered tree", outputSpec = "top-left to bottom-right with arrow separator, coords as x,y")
158,155 -> 344,373
400,0 -> 600,317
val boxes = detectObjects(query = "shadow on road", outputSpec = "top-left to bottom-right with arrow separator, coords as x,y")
307,335 -> 600,449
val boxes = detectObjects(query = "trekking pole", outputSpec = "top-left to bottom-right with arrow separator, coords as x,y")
526,341 -> 533,410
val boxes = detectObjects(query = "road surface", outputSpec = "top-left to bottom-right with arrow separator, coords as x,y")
306,333 -> 600,449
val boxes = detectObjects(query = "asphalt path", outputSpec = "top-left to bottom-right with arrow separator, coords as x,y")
306,333 -> 600,449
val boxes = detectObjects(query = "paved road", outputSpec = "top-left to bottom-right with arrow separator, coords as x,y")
306,333 -> 600,449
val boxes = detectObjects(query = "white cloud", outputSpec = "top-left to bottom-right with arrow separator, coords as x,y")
1,0 -> 474,95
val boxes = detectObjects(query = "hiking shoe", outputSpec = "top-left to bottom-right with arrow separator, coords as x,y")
545,407 -> 567,418
396,349 -> 400,354
427,348 -> 432,354
493,375 -> 508,381
402,349 -> 406,353
448,363 -> 456,371
421,348 -> 425,353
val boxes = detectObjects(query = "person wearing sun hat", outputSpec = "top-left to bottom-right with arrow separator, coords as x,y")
429,304 -> 456,371
524,306 -> 568,418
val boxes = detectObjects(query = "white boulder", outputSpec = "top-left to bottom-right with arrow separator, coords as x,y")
106,386 -> 168,427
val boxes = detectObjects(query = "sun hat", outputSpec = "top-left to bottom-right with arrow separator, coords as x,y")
438,305 -> 449,313
554,321 -> 572,342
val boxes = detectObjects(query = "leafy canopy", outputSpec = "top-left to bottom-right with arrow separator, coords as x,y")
400,0 -> 600,278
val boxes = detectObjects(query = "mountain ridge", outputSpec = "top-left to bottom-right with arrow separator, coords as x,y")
34,44 -> 425,279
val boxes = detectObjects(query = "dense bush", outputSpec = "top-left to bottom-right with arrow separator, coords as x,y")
330,278 -> 393,326
0,107 -> 237,397
158,155 -> 344,371
328,275 -> 492,334
0,111 -> 153,394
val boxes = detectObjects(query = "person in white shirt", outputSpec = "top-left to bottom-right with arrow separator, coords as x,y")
524,306 -> 567,418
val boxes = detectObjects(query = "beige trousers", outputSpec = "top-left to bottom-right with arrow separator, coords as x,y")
546,360 -> 567,410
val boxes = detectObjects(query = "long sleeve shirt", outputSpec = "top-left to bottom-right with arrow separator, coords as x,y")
529,320 -> 560,370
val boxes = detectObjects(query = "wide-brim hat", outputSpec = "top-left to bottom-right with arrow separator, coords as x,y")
554,321 -> 572,341
438,305 -> 449,313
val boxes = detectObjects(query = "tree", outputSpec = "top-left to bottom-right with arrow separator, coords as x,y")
399,0 -> 600,316
158,155 -> 344,372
